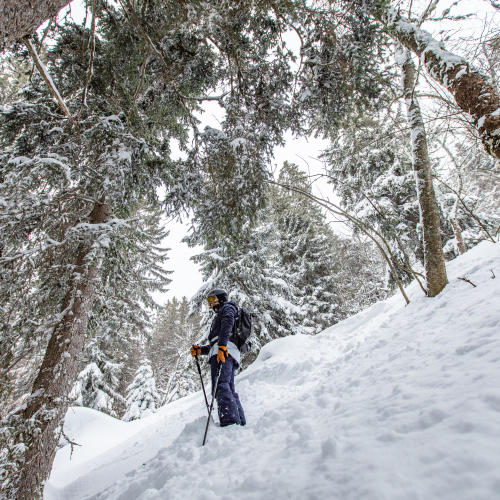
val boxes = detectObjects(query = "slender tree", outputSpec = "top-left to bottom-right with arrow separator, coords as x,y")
399,48 -> 448,296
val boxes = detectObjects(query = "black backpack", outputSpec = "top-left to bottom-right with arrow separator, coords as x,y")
230,307 -> 253,353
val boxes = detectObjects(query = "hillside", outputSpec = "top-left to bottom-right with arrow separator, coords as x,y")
45,241 -> 500,500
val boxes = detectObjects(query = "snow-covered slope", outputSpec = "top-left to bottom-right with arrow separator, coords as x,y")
46,242 -> 500,500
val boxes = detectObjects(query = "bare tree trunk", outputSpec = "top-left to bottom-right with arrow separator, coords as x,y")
373,6 -> 500,160
0,0 -> 72,52
13,200 -> 110,500
400,49 -> 448,297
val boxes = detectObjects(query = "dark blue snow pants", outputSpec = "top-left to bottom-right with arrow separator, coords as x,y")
210,355 -> 246,427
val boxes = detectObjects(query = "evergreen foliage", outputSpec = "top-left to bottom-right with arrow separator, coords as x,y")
292,0 -> 391,134
123,359 -> 161,421
70,339 -> 125,417
148,297 -> 203,404
190,162 -> 386,362
324,109 -> 423,285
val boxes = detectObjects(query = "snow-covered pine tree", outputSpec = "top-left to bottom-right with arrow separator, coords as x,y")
123,359 -> 161,421
271,162 -> 345,333
324,109 -> 424,287
70,338 -> 125,417
0,7 -> 212,495
68,203 -> 172,417
190,161 -> 387,363
293,0 -> 388,135
148,297 -> 203,403
190,215 -> 296,356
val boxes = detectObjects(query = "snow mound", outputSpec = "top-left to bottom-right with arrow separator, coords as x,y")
46,241 -> 500,500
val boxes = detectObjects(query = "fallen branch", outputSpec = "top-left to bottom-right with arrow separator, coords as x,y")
458,276 -> 477,288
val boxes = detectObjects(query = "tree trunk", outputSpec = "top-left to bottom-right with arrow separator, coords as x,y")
400,49 -> 448,297
0,0 -> 72,52
449,217 -> 466,255
13,200 -> 110,500
374,6 -> 500,160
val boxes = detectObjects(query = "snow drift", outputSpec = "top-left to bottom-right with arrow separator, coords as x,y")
46,241 -> 500,500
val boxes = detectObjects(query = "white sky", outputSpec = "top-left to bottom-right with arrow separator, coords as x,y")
60,0 -> 498,303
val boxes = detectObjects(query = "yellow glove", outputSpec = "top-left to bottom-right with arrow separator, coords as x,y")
190,344 -> 201,357
216,345 -> 228,364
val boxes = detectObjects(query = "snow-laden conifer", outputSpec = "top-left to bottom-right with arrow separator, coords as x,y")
123,359 -> 161,421
148,297 -> 203,404
70,339 -> 125,417
189,162 -> 386,363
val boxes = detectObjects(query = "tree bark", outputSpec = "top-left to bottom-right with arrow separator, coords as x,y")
0,0 -> 72,52
14,200 -> 110,500
449,217 -> 466,255
400,49 -> 448,297
374,6 -> 500,160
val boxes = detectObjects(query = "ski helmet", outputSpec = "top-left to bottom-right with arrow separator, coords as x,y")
207,288 -> 228,303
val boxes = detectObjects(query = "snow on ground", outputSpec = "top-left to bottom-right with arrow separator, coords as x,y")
46,241 -> 500,500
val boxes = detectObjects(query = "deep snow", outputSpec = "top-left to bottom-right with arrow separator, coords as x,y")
46,241 -> 500,500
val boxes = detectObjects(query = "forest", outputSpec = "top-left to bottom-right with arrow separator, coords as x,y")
0,0 -> 499,498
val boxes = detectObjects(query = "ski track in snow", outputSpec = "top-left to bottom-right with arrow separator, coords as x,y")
46,241 -> 500,500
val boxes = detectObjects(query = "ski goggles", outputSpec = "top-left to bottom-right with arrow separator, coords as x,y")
206,295 -> 218,304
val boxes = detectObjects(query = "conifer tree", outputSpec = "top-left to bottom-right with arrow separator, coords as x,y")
0,6 -> 209,495
190,162 -> 386,360
324,108 -> 423,286
123,359 -> 161,421
70,339 -> 125,417
148,297 -> 203,403
271,163 -> 345,333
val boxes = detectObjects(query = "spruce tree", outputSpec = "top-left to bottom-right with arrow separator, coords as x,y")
324,109 -> 423,286
123,359 -> 161,421
190,162 -> 386,361
0,6 -> 212,494
148,297 -> 203,403
70,339 -> 125,417
271,163 -> 344,333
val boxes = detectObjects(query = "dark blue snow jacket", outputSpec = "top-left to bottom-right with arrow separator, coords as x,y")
200,301 -> 239,359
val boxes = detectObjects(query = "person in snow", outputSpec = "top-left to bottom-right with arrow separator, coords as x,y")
190,289 -> 246,427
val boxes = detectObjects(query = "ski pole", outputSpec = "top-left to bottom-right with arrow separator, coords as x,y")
194,355 -> 210,413
202,363 -> 222,446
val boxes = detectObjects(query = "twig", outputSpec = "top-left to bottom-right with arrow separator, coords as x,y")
61,429 -> 82,460
458,276 -> 477,287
